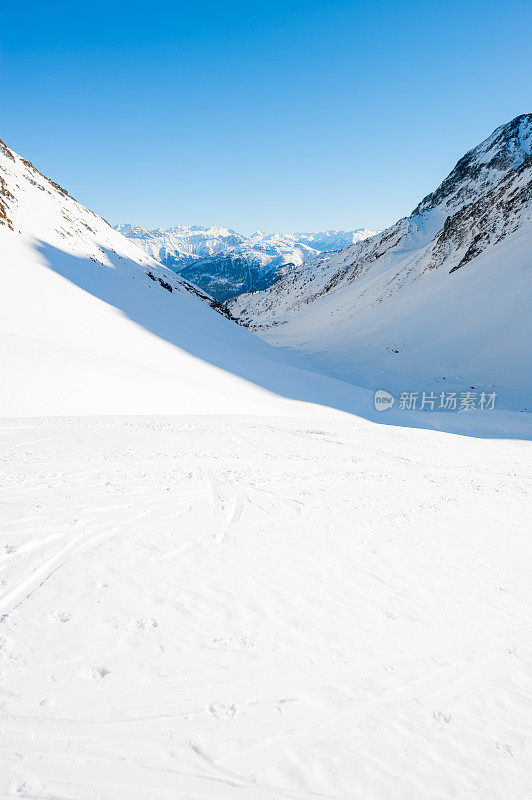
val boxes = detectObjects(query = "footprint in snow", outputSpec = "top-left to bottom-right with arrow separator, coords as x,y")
495,742 -> 514,757
127,617 -> 158,631
208,702 -> 236,719
48,611 -> 71,623
83,666 -> 110,681
212,635 -> 254,650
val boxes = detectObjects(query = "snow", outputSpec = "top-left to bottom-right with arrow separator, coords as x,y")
115,224 -> 377,270
229,115 -> 532,416
2,415 -> 532,799
1,123 -> 532,800
233,226 -> 532,415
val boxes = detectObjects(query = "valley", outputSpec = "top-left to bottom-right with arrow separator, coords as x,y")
1,115 -> 531,800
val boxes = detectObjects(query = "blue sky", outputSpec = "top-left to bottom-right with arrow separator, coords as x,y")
1,0 -> 531,233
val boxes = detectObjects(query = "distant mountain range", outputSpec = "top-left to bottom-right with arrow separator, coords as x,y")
114,224 -> 377,301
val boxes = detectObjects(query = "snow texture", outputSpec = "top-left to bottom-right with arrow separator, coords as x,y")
0,121 -> 531,800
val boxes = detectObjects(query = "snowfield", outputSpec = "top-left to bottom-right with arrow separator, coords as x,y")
1,123 -> 532,800
2,414 -> 531,799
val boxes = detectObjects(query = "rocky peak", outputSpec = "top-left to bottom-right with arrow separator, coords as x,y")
412,113 -> 532,216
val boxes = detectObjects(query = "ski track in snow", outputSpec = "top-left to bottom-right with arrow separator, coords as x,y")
1,128 -> 531,798
1,415 -> 531,800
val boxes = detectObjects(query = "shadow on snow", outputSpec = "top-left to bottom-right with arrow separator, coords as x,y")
37,241 -> 531,441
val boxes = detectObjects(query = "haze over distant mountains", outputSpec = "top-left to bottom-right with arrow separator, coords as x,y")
115,224 -> 377,301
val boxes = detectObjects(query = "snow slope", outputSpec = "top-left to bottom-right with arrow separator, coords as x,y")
2,415 -> 531,800
1,132 -> 532,800
0,138 -> 372,420
229,115 -> 532,412
115,224 -> 376,301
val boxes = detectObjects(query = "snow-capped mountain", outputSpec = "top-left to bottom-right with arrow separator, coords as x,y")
115,223 -> 377,301
0,136 -> 377,420
2,128 -> 532,800
0,138 -> 316,416
228,114 -> 532,411
114,223 -> 247,264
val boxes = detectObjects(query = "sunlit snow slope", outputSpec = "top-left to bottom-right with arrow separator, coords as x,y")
229,115 -> 532,413
0,139 -> 366,420
1,133 -> 532,800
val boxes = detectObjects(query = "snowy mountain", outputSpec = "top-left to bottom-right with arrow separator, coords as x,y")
229,114 -> 532,411
2,130 -> 532,800
0,136 -> 380,420
115,223 -> 376,301
1,121 -> 530,421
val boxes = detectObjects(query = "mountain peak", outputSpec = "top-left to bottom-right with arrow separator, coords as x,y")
227,114 -> 532,414
413,113 -> 532,216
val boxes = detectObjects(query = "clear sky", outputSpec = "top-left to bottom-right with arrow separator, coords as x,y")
1,0 -> 531,233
